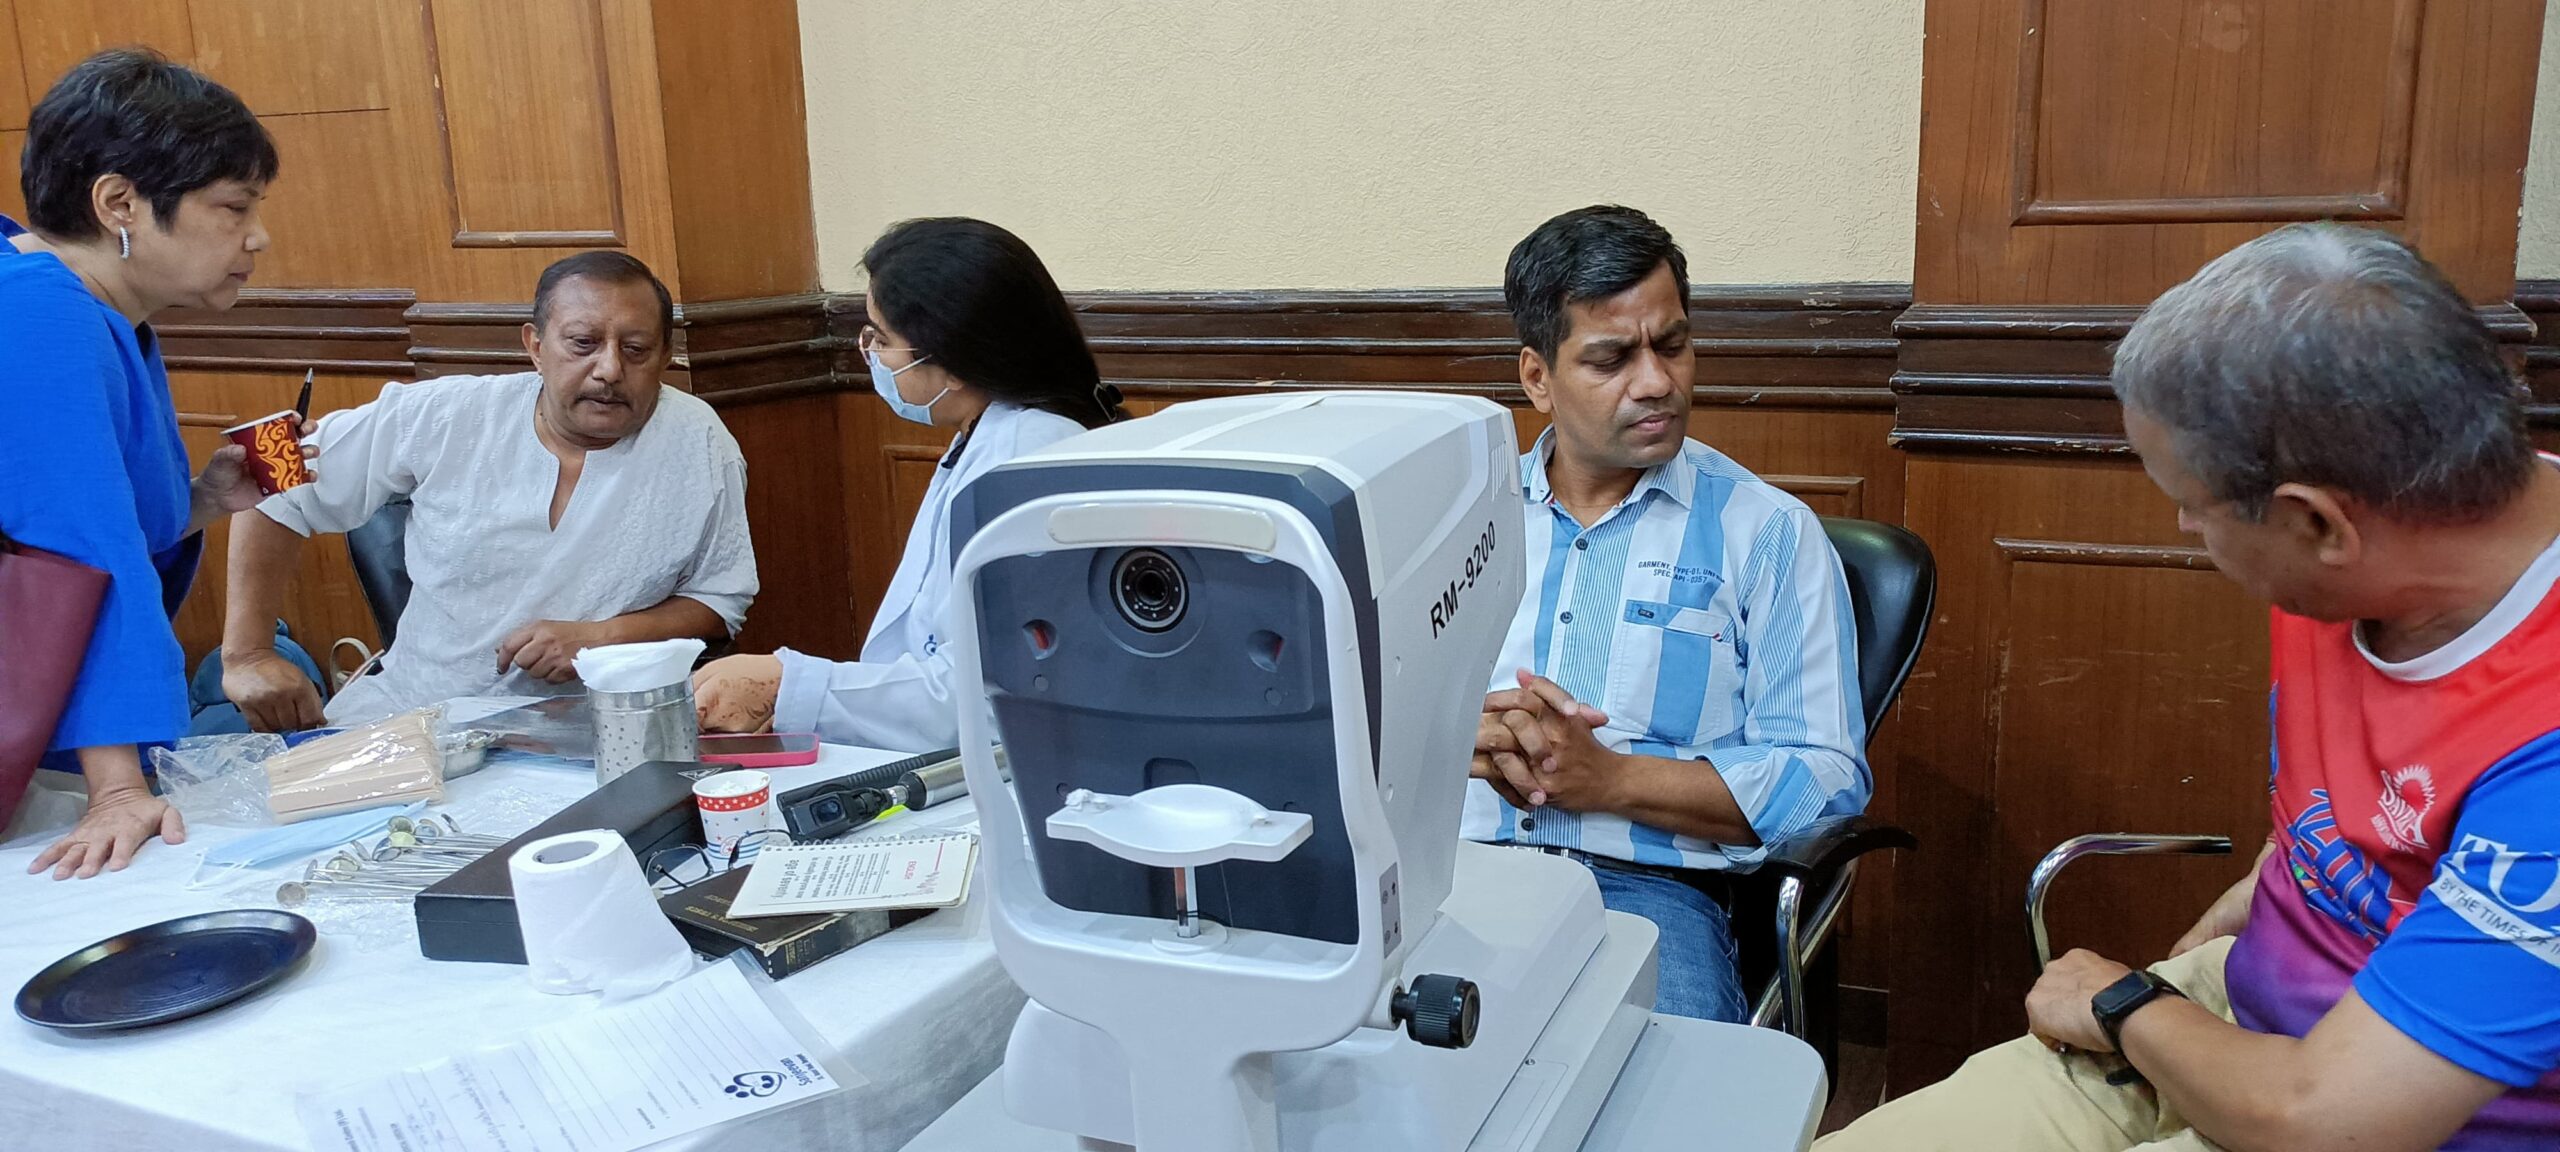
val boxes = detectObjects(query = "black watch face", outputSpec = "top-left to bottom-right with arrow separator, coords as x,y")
2095,972 -> 2160,1022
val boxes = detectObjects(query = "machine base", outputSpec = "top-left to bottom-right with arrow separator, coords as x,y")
909,1009 -> 1830,1152
914,909 -> 1664,1152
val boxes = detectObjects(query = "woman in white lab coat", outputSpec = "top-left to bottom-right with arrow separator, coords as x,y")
691,218 -> 1124,749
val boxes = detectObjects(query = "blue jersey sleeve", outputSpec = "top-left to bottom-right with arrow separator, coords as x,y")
2356,729 -> 2560,1087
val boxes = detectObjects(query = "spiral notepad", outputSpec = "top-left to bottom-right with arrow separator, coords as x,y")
723,832 -> 977,919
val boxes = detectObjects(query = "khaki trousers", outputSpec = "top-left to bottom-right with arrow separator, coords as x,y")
1814,937 -> 2237,1152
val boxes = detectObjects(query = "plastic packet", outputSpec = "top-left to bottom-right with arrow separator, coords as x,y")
153,733 -> 289,827
246,783 -> 560,951
265,706 -> 446,822
458,695 -> 596,761
234,870 -> 420,953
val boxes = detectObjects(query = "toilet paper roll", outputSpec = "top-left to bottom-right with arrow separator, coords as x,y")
509,829 -> 697,998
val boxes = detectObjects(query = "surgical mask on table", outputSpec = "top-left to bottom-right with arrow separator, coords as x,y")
868,348 -> 946,425
185,801 -> 426,890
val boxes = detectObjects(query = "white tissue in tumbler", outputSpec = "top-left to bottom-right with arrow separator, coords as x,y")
571,638 -> 707,693
509,829 -> 697,997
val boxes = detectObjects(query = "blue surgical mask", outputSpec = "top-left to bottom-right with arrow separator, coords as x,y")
186,801 -> 427,890
868,348 -> 947,425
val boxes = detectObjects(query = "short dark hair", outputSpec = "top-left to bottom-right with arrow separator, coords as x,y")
21,48 -> 278,241
532,251 -> 675,341
1503,205 -> 1690,363
2113,223 -> 2536,525
862,217 -> 1123,429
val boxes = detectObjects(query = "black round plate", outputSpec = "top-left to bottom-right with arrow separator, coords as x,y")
14,909 -> 317,1032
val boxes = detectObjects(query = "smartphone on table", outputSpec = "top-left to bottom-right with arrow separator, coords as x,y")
697,732 -> 822,768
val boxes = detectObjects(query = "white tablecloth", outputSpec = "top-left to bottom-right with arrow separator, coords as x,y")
0,746 -> 1024,1152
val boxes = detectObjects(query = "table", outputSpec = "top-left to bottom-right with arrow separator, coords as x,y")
0,746 -> 1024,1152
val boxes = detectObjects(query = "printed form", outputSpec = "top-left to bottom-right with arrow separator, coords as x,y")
297,960 -> 847,1152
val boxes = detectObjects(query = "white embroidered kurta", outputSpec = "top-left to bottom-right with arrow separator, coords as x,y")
258,372 -> 758,724
770,401 -> 1085,752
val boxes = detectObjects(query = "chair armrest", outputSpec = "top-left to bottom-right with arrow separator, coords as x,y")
1747,815 -> 1913,1036
2028,833 -> 2232,969
1756,814 -> 1916,882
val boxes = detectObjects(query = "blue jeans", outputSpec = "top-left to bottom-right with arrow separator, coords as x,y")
1585,862 -> 1747,1023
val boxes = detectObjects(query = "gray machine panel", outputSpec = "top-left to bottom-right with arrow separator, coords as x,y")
977,546 -> 1356,944
953,459 -> 1383,764
952,460 -> 1382,946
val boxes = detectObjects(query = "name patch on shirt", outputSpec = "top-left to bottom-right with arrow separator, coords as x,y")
1634,560 -> 1719,584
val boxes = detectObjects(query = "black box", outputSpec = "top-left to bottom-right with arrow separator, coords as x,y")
415,760 -> 719,964
658,866 -> 929,979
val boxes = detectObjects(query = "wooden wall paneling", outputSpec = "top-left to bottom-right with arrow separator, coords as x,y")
832,391 -> 954,652
0,129 -> 21,220
0,0 -> 26,128
158,287 -> 416,375
718,392 -> 858,658
681,293 -> 832,402
2511,280 -> 2560,431
12,0 -> 194,93
2020,0 -> 2420,223
646,0 -> 815,301
1886,457 -> 2275,1088
1918,0 -> 2544,306
404,302 -> 537,379
189,0 -> 396,115
1994,537 -> 2271,978
378,0 -> 677,301
583,0 -> 677,291
249,109 -> 445,288
1899,2 -> 2545,1093
421,0 -> 624,247
2516,281 -> 2560,456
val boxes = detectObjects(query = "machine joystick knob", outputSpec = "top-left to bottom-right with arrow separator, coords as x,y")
1391,974 -> 1479,1049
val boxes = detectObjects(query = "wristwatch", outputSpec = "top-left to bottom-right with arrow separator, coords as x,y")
2091,970 -> 2187,1053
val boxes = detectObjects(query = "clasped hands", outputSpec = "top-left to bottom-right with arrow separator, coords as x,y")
1470,668 -> 1623,813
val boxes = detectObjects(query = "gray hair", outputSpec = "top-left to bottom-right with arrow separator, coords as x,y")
2111,222 -> 2534,524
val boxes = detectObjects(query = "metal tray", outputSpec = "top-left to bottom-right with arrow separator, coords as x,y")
14,909 -> 317,1032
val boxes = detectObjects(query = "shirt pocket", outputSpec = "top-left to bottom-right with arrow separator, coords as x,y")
1606,598 -> 1744,745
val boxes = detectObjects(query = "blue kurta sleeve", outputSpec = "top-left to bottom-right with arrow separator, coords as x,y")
0,258 -> 192,752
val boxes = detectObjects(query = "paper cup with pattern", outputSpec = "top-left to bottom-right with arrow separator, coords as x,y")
220,410 -> 311,496
694,769 -> 774,861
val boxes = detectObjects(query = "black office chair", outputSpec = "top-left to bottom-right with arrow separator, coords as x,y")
1722,517 -> 1932,1077
346,498 -> 414,648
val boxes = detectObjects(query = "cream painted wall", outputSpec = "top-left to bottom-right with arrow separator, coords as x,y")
2519,4 -> 2560,280
799,1 -> 1923,291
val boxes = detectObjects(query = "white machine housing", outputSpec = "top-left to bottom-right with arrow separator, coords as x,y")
944,393 -> 1654,1151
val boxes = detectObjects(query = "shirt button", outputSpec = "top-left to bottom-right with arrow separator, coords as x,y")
1520,815 -> 1537,831
1559,611 -> 1574,624
1574,538 -> 1588,551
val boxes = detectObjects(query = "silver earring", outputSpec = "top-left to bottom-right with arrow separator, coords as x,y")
118,226 -> 130,260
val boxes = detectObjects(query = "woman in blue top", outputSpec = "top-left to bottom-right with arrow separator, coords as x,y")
4,49 -> 281,879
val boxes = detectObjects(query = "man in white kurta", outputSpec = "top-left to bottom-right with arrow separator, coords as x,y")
219,255 -> 756,727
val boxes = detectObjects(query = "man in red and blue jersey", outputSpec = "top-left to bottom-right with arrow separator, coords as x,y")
1821,224 -> 2560,1151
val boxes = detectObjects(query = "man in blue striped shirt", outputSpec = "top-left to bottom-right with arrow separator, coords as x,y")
1466,206 -> 1871,1021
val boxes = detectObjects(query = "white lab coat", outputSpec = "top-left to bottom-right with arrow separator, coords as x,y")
770,401 -> 1085,751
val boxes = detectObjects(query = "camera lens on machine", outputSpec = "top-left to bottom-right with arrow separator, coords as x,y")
1112,549 -> 1186,632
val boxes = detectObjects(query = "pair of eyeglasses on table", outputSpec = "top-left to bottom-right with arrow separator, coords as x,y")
644,830 -> 786,894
